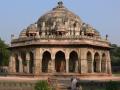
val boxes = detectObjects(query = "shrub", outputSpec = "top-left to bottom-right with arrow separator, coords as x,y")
34,80 -> 51,90
106,81 -> 120,90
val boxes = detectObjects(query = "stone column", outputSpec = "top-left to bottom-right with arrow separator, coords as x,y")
48,60 -> 52,73
81,59 -> 88,74
98,60 -> 101,73
96,60 -> 101,73
51,53 -> 55,73
90,61 -> 93,73
9,54 -> 16,73
9,55 -> 13,73
105,60 -> 107,73
91,54 -> 94,73
39,58 -> 42,73
34,48 -> 41,75
107,60 -> 112,74
66,57 -> 69,73
78,55 -> 81,73
18,54 -> 23,73
75,60 -> 78,73
26,60 -> 30,73
99,55 -> 102,72
26,52 -> 30,74
78,50 -> 81,73
80,48 -> 88,74
101,60 -> 107,73
88,61 -> 93,73
12,56 -> 16,73
107,51 -> 112,74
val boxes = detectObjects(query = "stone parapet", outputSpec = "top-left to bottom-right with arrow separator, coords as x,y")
10,36 -> 110,48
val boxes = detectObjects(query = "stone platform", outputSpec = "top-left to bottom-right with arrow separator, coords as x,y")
0,75 -> 119,90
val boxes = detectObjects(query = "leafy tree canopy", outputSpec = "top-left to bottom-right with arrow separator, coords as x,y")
0,38 -> 10,66
110,44 -> 120,66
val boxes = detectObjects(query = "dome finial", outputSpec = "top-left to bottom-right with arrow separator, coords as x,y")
58,1 -> 63,7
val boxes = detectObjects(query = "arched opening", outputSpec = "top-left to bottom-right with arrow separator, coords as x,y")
15,54 -> 19,73
42,51 -> 51,73
21,52 -> 26,73
101,53 -> 106,73
94,53 -> 100,73
87,51 -> 92,73
55,51 -> 66,72
69,51 -> 78,73
29,52 -> 34,74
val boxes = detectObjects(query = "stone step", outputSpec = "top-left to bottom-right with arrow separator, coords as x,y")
49,77 -> 71,90
57,83 -> 69,90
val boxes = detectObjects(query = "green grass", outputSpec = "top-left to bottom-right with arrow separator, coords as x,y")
113,72 -> 120,76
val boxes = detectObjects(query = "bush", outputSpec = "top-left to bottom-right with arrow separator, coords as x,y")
0,38 -> 10,66
106,81 -> 120,90
34,80 -> 51,90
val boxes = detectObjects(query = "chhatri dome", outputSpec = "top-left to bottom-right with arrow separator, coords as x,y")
9,1 -> 111,76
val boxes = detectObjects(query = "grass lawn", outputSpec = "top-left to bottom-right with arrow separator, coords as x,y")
113,72 -> 120,76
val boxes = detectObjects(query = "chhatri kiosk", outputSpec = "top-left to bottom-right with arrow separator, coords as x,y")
9,1 -> 112,77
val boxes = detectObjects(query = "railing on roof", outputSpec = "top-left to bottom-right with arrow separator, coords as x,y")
11,35 -> 108,43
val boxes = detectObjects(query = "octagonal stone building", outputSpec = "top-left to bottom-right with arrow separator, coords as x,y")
9,2 -> 112,77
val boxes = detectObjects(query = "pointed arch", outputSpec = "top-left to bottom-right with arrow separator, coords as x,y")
29,52 -> 34,73
21,52 -> 26,73
14,54 -> 19,73
55,51 -> 66,72
94,52 -> 100,72
87,51 -> 92,73
69,51 -> 78,73
42,51 -> 51,73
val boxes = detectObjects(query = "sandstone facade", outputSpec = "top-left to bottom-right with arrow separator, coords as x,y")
9,1 -> 112,76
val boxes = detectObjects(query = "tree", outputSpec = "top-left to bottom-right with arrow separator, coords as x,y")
106,81 -> 120,90
110,44 -> 120,66
0,38 -> 10,66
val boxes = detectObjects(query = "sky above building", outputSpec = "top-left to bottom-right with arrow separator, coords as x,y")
0,0 -> 120,45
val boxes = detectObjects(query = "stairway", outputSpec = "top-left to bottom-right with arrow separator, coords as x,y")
49,76 -> 71,90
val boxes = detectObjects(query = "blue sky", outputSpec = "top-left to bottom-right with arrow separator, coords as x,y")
0,0 -> 120,44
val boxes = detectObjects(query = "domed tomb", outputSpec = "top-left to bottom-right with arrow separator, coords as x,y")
9,1 -> 111,77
